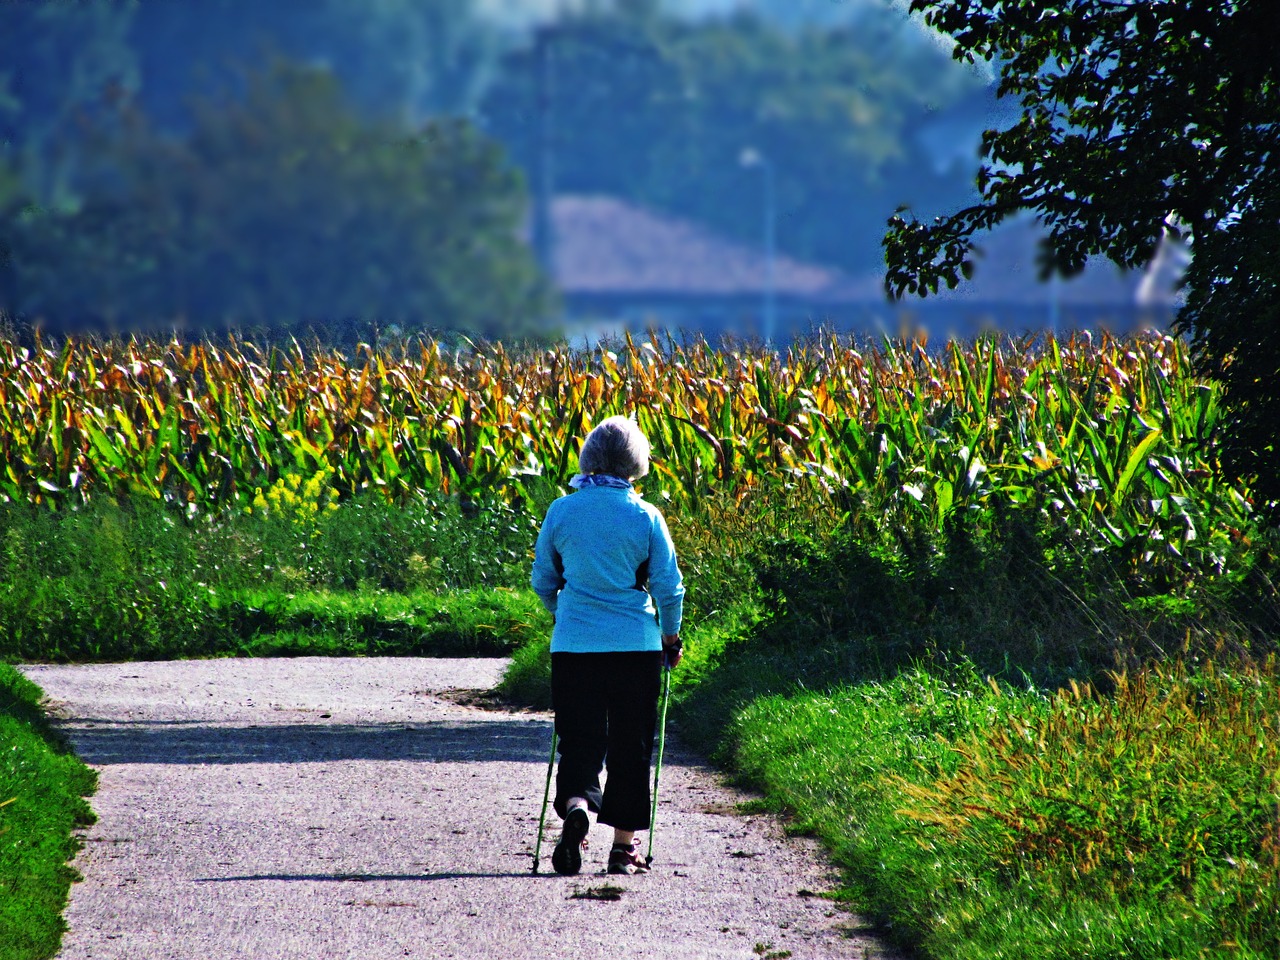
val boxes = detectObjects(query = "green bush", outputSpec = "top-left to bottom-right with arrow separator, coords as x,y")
0,499 -> 226,661
0,492 -> 541,662
0,664 -> 97,960
224,586 -> 546,658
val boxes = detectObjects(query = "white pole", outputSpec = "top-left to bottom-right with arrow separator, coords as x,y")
739,148 -> 777,349
763,155 -> 776,349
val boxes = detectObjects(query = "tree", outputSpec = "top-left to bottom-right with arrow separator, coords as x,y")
481,4 -> 988,274
0,0 -> 138,208
1,61 -> 553,340
127,0 -> 502,130
881,0 -> 1280,513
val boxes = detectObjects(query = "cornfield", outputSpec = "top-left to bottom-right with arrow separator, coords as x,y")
0,329 -> 1252,577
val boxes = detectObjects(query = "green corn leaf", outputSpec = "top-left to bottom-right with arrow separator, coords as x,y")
84,423 -> 128,471
1112,428 -> 1164,511
934,478 -> 954,521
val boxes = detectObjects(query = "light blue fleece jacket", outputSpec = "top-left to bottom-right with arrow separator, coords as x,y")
531,485 -> 684,653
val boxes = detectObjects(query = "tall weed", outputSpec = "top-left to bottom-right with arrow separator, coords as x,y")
894,662 -> 1280,958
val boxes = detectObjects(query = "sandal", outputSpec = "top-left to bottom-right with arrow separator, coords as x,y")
551,807 -> 591,876
607,840 -> 650,876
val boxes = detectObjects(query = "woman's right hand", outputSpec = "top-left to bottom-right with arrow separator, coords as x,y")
662,634 -> 682,669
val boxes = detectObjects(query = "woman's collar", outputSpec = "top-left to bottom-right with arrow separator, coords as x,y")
568,473 -> 634,490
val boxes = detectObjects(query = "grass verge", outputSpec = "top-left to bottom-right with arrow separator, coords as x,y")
722,662 -> 1280,960
0,664 -> 97,960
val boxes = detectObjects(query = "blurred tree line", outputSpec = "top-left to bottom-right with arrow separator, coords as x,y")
0,0 -> 545,342
1,61 -> 549,341
481,0 -> 989,275
0,0 -> 991,339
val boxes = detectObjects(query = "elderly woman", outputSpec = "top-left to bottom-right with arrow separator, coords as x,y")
531,415 -> 685,876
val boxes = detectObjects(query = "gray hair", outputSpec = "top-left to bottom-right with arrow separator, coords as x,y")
578,415 -> 650,480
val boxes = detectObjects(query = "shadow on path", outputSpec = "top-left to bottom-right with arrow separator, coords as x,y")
63,718 -> 556,765
194,872 -> 547,882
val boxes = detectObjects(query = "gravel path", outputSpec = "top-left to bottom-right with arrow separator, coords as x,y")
21,658 -> 898,960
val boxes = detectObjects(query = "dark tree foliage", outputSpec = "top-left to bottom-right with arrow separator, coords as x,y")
0,62 -> 552,340
0,0 -> 503,204
0,0 -> 138,207
127,0 -> 499,130
882,0 -> 1280,514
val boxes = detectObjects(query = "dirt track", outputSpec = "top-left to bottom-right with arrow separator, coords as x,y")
21,657 -> 898,960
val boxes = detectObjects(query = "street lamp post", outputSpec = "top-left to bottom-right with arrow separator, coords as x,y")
532,24 -> 556,277
739,147 -> 776,349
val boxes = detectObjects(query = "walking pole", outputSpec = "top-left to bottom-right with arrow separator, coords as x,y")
646,662 -> 673,868
531,726 -> 559,874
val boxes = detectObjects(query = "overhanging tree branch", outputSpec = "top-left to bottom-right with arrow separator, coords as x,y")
884,0 -> 1280,513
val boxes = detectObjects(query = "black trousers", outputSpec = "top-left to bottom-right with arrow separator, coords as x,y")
551,651 -> 662,832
